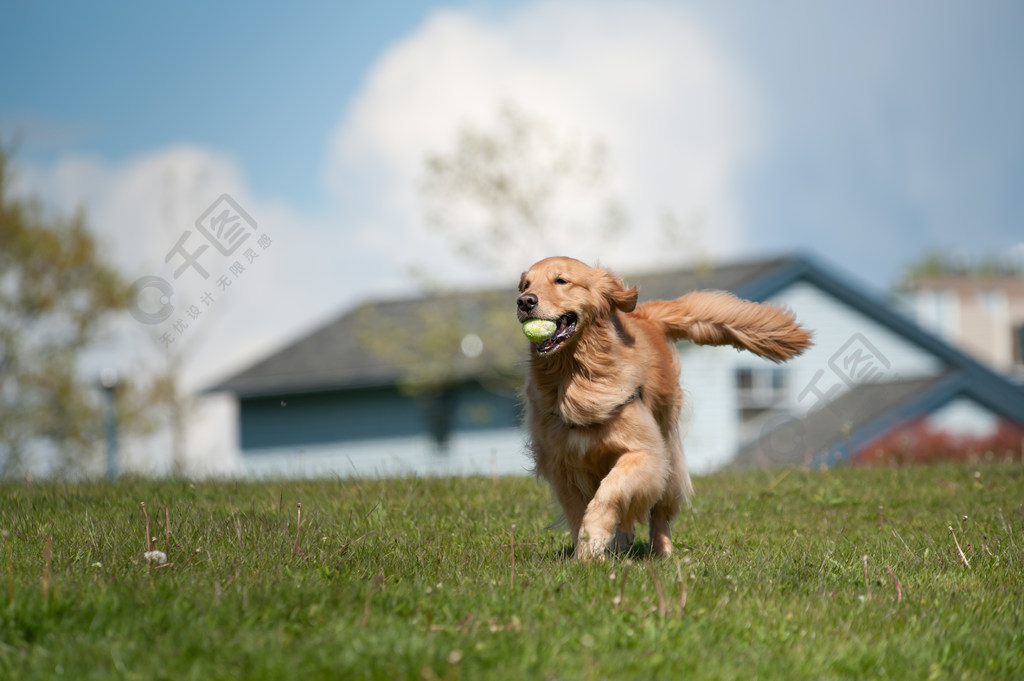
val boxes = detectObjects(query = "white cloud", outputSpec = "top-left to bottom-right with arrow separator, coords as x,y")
17,146 -> 357,384
325,0 -> 755,282
15,146 -> 350,475
20,147 -> 248,279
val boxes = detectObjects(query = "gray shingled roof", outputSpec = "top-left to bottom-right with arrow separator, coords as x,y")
209,256 -> 794,398
731,376 -> 942,470
208,289 -> 522,397
627,256 -> 791,301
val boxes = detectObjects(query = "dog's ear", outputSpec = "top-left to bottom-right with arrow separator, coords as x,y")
599,272 -> 638,313
611,284 -> 639,312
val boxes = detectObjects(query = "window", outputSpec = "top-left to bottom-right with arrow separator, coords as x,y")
915,290 -> 960,338
735,367 -> 789,422
1013,323 -> 1024,366
977,289 -> 1007,321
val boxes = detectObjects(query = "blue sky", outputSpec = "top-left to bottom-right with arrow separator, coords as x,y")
1,1 -> 505,210
3,0 -> 1024,381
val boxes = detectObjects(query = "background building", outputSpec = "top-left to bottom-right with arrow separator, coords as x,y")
211,255 -> 1024,477
900,275 -> 1024,379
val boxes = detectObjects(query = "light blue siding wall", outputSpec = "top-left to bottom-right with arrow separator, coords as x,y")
239,382 -> 527,477
767,281 -> 943,411
676,345 -> 743,473
241,428 -> 529,478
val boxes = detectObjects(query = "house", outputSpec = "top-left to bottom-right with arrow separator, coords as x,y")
209,254 -> 1024,477
898,274 -> 1024,379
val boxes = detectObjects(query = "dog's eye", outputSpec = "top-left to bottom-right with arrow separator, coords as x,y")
554,277 -> 569,285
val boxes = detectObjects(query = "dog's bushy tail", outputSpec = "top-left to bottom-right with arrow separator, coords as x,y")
637,291 -> 812,362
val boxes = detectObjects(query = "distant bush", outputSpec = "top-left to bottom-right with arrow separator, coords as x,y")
857,418 -> 1024,466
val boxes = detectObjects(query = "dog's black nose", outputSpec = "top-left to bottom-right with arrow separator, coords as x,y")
517,293 -> 538,312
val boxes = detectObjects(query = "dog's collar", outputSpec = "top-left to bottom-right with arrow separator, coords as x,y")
556,385 -> 644,428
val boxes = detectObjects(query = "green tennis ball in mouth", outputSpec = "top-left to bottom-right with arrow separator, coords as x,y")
522,318 -> 558,343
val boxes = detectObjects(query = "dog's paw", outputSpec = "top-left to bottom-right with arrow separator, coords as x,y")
575,530 -> 608,561
650,534 -> 674,558
576,541 -> 606,561
611,527 -> 635,554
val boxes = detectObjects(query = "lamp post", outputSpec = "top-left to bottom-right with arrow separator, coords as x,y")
99,368 -> 119,480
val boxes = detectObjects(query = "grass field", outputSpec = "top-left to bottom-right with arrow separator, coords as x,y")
1,462 -> 1022,680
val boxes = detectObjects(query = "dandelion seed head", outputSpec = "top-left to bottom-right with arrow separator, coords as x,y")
144,550 -> 167,564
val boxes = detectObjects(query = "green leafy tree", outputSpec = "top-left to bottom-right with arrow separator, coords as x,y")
0,147 -> 136,476
419,102 -> 627,278
897,249 -> 1024,289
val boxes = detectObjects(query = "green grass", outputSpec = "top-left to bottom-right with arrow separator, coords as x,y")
1,463 -> 1022,680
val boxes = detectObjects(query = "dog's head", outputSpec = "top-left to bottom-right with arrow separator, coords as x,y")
516,257 -> 638,355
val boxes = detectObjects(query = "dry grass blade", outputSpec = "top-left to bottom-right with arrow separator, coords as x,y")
42,534 -> 52,600
141,502 -> 151,553
949,525 -> 971,568
674,557 -> 688,617
293,502 -> 304,556
645,562 -> 667,620
509,524 -> 516,591
164,506 -> 171,560
886,565 -> 903,603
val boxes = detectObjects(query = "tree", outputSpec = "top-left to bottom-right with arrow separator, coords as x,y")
349,104 -> 632,450
419,102 -> 627,278
897,249 -> 1024,289
0,147 -> 136,477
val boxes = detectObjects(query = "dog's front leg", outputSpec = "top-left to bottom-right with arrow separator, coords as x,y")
547,469 -> 588,552
577,450 -> 666,561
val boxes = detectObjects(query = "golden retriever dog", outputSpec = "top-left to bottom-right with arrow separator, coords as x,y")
517,257 -> 812,560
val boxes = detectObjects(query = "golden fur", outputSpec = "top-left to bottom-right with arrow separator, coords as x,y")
517,257 -> 812,559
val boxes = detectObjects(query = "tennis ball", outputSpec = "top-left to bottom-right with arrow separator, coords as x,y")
522,318 -> 558,343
